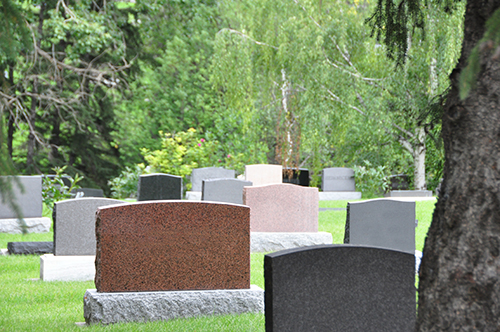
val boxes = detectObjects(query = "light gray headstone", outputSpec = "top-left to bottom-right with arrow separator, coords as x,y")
53,198 -> 124,255
322,168 -> 355,192
202,178 -> 252,205
191,167 -> 235,191
0,175 -> 43,218
344,199 -> 415,254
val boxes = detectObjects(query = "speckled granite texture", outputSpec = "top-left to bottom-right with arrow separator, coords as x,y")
95,201 -> 250,293
243,184 -> 318,232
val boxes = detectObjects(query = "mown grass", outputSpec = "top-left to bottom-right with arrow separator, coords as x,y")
0,198 -> 436,331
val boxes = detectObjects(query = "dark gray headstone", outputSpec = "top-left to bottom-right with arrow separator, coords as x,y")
191,167 -> 235,192
137,173 -> 182,201
388,174 -> 409,190
321,168 -> 355,191
282,168 -> 310,186
202,179 -> 252,205
43,175 -> 72,187
8,241 -> 53,255
0,175 -> 43,218
265,245 -> 415,332
53,198 -> 124,255
74,188 -> 104,198
344,199 -> 415,254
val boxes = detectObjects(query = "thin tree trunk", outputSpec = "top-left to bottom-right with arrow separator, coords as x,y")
414,127 -> 426,190
417,1 -> 500,330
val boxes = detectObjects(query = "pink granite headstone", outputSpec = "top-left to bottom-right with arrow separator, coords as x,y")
243,183 -> 319,232
95,201 -> 250,293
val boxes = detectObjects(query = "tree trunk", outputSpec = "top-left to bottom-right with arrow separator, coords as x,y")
413,127 -> 426,191
417,1 -> 500,331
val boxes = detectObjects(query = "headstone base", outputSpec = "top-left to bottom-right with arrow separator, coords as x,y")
83,285 -> 264,325
185,191 -> 202,200
318,192 -> 362,201
251,232 -> 333,253
40,254 -> 95,281
8,241 -> 53,255
0,217 -> 51,234
385,190 -> 433,197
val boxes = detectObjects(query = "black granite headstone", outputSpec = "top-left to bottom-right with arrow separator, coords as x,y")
388,174 -> 409,190
7,241 -> 53,255
282,168 -> 310,186
265,245 -> 415,332
74,188 -> 105,197
137,173 -> 182,201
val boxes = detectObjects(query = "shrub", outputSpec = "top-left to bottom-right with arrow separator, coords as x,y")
353,161 -> 389,198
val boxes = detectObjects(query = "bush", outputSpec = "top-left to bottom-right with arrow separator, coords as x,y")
108,165 -> 142,199
353,161 -> 389,198
42,166 -> 83,211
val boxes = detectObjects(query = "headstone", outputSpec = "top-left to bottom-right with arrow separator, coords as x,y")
385,190 -> 433,197
388,174 -> 409,190
243,183 -> 318,232
190,167 -> 235,192
344,199 -> 415,254
137,173 -> 182,201
8,242 -> 53,255
53,198 -> 124,255
202,178 -> 252,205
95,201 -> 250,292
73,188 -> 104,198
245,164 -> 282,186
0,175 -> 51,234
265,245 -> 416,332
84,201 -> 264,324
282,167 -> 310,186
321,167 -> 355,191
43,175 -> 72,187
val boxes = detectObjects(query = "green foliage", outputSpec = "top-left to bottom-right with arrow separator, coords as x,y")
42,166 -> 82,212
354,161 -> 389,197
0,0 -> 32,67
108,165 -> 142,199
459,7 -> 500,100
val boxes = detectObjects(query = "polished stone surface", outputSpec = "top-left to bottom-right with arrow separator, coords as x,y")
137,173 -> 182,201
84,285 -> 264,325
190,167 -> 235,191
244,164 -> 282,186
250,232 -> 332,253
0,175 -> 43,218
282,167 -> 309,186
53,198 -> 124,255
243,184 -> 318,232
265,245 -> 415,332
202,178 -> 252,205
95,201 -> 250,292
344,199 -> 415,254
40,254 -> 95,281
8,241 -> 53,255
321,167 -> 356,192
73,188 -> 105,198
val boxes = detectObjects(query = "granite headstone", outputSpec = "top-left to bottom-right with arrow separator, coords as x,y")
282,167 -> 310,187
245,164 -> 283,186
137,173 -> 182,201
190,167 -> 235,192
344,199 -> 415,254
73,188 -> 105,198
265,245 -> 415,332
202,178 -> 252,205
95,201 -> 250,292
321,167 -> 355,192
243,183 -> 318,232
0,175 -> 43,218
53,198 -> 124,255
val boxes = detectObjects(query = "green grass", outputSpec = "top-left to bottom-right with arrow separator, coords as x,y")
0,198 -> 436,331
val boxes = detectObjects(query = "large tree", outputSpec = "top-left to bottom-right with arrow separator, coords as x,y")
371,0 -> 500,329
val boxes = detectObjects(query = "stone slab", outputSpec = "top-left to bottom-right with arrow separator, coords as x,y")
190,167 -> 235,191
95,201 -> 250,292
0,175 -> 43,218
250,232 -> 332,253
185,191 -> 202,200
344,199 -> 415,254
385,190 -> 433,197
0,217 -> 51,234
74,188 -> 105,198
243,184 -> 318,232
40,254 -> 95,281
265,245 -> 415,332
8,241 -> 53,255
0,249 -> 8,256
84,285 -> 264,325
53,198 -> 124,256
202,178 -> 252,205
245,164 -> 282,186
282,168 -> 310,186
321,167 -> 356,192
137,173 -> 182,201
318,191 -> 362,200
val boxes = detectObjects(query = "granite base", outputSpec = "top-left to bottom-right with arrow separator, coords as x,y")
8,241 -> 53,255
0,217 -> 51,234
385,190 -> 433,197
318,192 -> 362,201
185,191 -> 202,200
83,285 -> 264,325
40,254 -> 95,281
251,232 -> 333,253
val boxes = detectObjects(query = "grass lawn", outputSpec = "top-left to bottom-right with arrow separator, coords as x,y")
0,198 -> 436,331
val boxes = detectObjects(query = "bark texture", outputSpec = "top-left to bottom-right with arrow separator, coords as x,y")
417,1 -> 500,331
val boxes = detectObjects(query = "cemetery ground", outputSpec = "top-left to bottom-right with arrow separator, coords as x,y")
0,199 -> 436,331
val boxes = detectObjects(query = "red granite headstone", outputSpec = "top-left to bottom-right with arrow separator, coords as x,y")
95,201 -> 250,293
243,183 -> 319,232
